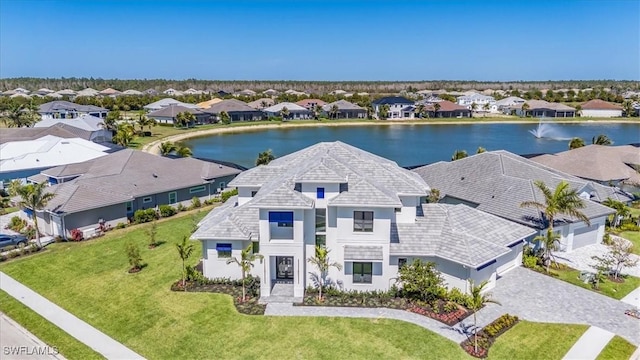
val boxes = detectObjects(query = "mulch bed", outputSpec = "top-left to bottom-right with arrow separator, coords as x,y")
171,281 -> 266,315
460,314 -> 519,358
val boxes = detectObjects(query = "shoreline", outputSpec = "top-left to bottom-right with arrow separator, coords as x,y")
141,118 -> 640,155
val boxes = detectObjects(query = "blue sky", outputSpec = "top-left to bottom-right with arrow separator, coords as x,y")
1,0 -> 638,80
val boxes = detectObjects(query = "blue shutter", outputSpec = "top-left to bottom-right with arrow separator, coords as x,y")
269,211 -> 293,224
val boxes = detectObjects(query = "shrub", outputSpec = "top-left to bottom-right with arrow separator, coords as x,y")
21,225 -> 36,240
522,254 -> 538,269
176,203 -> 187,212
8,216 -> 26,232
447,287 -> 471,307
619,223 -> 640,232
482,314 -> 519,338
134,208 -> 158,224
191,196 -> 201,209
70,228 -> 84,241
115,222 -> 127,229
158,204 -> 176,217
125,242 -> 143,272
397,259 -> 446,303
221,188 -> 238,203
185,265 -> 205,282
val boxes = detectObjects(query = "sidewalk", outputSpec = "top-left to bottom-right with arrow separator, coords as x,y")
0,272 -> 145,360
562,326 -> 614,360
621,287 -> 640,307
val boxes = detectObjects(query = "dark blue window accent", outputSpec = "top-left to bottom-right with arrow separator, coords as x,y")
268,212 -> 293,223
476,259 -> 497,271
48,177 -> 58,185
24,208 -> 34,219
317,187 -> 325,199
216,243 -> 232,251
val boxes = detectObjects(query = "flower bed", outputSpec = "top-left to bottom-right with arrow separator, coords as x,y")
171,277 -> 266,315
460,313 -> 519,358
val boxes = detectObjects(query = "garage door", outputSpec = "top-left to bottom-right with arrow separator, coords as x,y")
496,244 -> 523,276
572,226 -> 598,250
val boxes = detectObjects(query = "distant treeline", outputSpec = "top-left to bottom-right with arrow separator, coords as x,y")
1,77 -> 639,93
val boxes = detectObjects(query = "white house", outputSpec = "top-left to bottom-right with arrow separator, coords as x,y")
263,102 -> 313,119
193,142 -> 536,299
371,97 -> 415,119
456,93 -> 497,113
38,101 -> 109,119
579,99 -> 623,118
34,114 -> 113,143
495,96 -> 526,114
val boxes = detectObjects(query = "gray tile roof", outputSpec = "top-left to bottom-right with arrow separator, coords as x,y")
390,204 -> 536,268
39,149 -> 241,214
202,99 -> 258,113
38,101 -> 107,114
322,100 -> 365,111
412,151 -> 623,229
249,183 -> 315,209
35,114 -> 105,132
0,124 -> 91,143
147,105 -> 204,118
344,245 -> 384,261
525,100 -> 575,111
193,196 -> 260,240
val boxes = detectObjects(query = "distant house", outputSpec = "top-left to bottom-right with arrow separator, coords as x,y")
144,88 -> 159,95
284,89 -> 308,96
236,89 -> 256,97
184,88 -> 205,95
263,102 -> 313,119
330,89 -> 347,95
202,99 -> 264,122
262,89 -> 278,96
28,150 -> 242,239
524,100 -> 575,117
98,88 -> 121,97
372,96 -> 414,119
247,98 -> 275,109
34,114 -> 112,143
322,100 -> 367,119
34,88 -> 55,96
196,98 -> 223,109
76,88 -> 99,97
55,89 -> 77,97
147,105 -> 209,125
296,99 -> 327,110
579,99 -> 623,118
456,93 -> 497,112
215,90 -> 231,97
39,101 -> 109,119
495,96 -> 526,114
122,89 -> 143,96
433,100 -> 471,118
143,98 -> 199,112
164,88 -> 179,96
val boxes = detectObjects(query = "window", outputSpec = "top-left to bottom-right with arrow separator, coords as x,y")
251,191 -> 258,197
394,208 -> 401,213
142,197 -> 152,204
315,208 -> 326,232
353,211 -> 373,232
315,234 -> 326,248
252,241 -> 260,254
168,192 -> 177,204
398,258 -> 407,269
216,243 -> 232,258
189,185 -> 206,194
126,201 -> 133,213
269,211 -> 293,227
316,187 -> 325,199
353,262 -> 372,284
219,182 -> 226,191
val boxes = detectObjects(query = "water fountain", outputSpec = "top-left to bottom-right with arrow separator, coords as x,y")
528,119 -> 571,140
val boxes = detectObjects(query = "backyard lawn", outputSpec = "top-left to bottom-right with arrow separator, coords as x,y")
0,213 -> 469,359
596,335 -> 637,360
488,321 -> 588,360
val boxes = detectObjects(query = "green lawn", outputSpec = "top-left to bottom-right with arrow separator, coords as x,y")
619,231 -> 640,255
550,265 -> 640,300
0,290 -> 103,360
0,213 -> 469,359
489,321 -> 588,360
596,335 -> 637,360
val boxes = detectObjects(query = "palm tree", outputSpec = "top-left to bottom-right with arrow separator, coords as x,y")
568,137 -> 585,149
307,246 -> 342,301
532,229 -> 562,273
365,104 -> 375,119
433,102 -> 441,117
176,235 -> 195,290
451,149 -> 468,161
159,141 -> 177,156
256,149 -> 275,166
219,111 -> 231,124
622,100 -> 635,117
602,198 -> 630,228
427,188 -> 441,203
476,146 -> 486,154
329,104 -> 340,119
379,104 -> 390,120
136,111 -> 148,132
470,102 -> 478,113
1,104 -> 29,128
482,103 -> 490,112
175,143 -> 192,157
182,112 -> 196,127
313,104 -> 323,120
7,179 -> 24,197
280,106 -> 290,120
520,180 -> 591,232
174,112 -> 185,128
415,104 -> 426,118
467,280 -> 500,354
521,102 -> 530,117
113,123 -> 135,147
16,183 -> 55,248
592,134 -> 613,145
226,244 -> 263,302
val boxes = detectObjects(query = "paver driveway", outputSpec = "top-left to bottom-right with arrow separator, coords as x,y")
468,267 -> 640,346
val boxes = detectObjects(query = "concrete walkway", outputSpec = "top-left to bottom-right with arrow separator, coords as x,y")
621,287 -> 640,307
562,326 -> 614,360
265,303 -> 470,343
0,313 -> 66,360
0,272 -> 145,360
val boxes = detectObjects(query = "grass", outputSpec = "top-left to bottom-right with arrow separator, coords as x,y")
1,206 -> 19,214
128,124 -> 217,149
0,213 -> 469,359
619,231 -> 640,255
549,264 -> 640,300
489,321 -> 588,360
0,290 -> 103,360
596,335 -> 637,360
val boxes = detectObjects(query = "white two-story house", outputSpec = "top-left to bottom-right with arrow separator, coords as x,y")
193,142 -> 536,299
372,96 -> 415,119
456,93 -> 497,113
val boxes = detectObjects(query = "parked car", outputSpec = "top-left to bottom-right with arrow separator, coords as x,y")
0,234 -> 28,249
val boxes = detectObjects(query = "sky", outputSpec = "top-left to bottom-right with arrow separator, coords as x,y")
0,0 -> 638,81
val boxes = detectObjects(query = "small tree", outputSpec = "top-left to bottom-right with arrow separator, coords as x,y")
532,229 -> 561,273
592,134 -> 613,145
433,102 -> 441,117
521,102 -> 530,116
396,259 -> 445,303
147,220 -> 158,248
476,146 -> 486,154
379,104 -> 390,120
467,280 -> 500,354
602,198 -> 630,228
220,111 -> 231,125
451,149 -> 468,161
307,246 -> 342,301
159,141 -> 177,156
280,106 -> 290,120
568,137 -> 585,149
176,143 -> 193,157
125,241 -> 143,273
256,149 -> 275,166
227,244 -> 263,302
16,183 -> 55,248
427,188 -> 441,203
176,235 -> 195,290
592,238 -> 638,280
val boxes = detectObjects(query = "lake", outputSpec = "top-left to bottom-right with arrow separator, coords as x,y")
184,122 -> 640,168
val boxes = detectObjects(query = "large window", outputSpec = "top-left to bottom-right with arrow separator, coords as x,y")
353,262 -> 372,284
216,243 -> 232,258
315,235 -> 326,248
168,192 -> 177,204
190,185 -> 206,194
315,208 -> 326,232
126,201 -> 133,213
353,211 -> 373,232
269,211 -> 293,227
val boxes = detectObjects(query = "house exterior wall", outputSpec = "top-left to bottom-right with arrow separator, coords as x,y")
537,216 -> 606,252
63,203 -> 128,235
202,240 -> 262,279
580,109 -> 622,118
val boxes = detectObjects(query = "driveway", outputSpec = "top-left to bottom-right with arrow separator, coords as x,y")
468,267 -> 640,346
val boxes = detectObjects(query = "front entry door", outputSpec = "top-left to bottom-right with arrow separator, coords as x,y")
276,256 -> 294,281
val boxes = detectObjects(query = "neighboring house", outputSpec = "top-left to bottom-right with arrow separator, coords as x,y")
38,101 -> 109,119
524,100 -> 576,117
143,98 -> 199,112
76,88 -> 99,97
99,88 -> 121,97
262,89 -> 278,96
284,89 -> 308,96
55,89 -> 77,97
531,145 -> 640,193
147,105 -> 210,125
10,93 -> 31,99
196,98 -> 223,109
33,114 -> 112,143
330,89 -> 347,95
122,89 -> 143,96
495,96 -> 526,114
184,88 -> 204,95
192,142 -> 536,298
202,99 -> 264,122
28,150 -> 241,238
236,89 -> 257,97
164,88 -> 179,96
34,88 -> 55,96
144,88 -> 159,95
456,93 -> 497,112
247,98 -> 275,109
322,100 -> 367,119
0,135 -> 112,185
579,99 -> 623,118
263,102 -> 313,119
372,96 -> 415,119
296,99 -> 327,110
434,100 -> 472,118
46,92 -> 63,99
412,151 -> 628,252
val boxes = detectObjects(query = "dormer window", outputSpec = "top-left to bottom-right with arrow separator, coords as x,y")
317,187 -> 325,199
